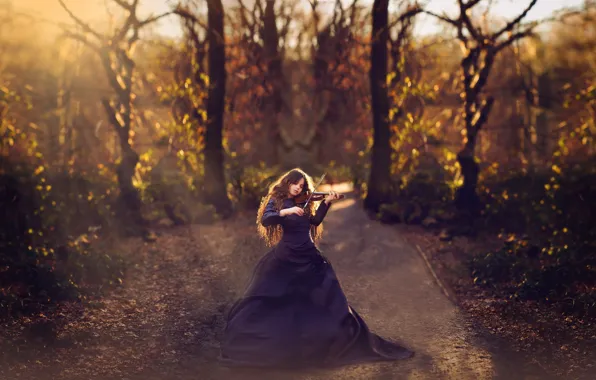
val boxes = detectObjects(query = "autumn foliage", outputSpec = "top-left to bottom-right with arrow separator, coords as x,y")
0,0 -> 595,331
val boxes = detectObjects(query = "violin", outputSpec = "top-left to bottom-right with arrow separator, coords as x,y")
294,191 -> 345,205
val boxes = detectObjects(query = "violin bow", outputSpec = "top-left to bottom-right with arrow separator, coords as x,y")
302,173 -> 326,210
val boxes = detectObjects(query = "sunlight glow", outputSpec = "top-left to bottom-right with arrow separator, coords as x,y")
10,0 -> 588,41
319,182 -> 354,193
326,197 -> 356,211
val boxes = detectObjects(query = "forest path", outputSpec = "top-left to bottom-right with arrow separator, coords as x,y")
2,186 -> 557,380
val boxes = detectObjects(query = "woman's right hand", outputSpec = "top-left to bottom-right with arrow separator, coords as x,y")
281,206 -> 304,217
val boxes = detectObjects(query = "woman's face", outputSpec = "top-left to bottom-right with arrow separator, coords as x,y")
289,177 -> 305,197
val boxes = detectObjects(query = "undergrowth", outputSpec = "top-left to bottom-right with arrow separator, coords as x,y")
471,165 -> 596,317
0,157 -> 126,321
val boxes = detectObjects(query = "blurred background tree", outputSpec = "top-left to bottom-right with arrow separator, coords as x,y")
1,0 -> 595,321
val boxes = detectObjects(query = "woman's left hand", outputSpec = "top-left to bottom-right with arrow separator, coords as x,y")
324,191 -> 341,204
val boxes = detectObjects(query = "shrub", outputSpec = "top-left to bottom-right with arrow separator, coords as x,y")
227,164 -> 282,210
470,165 -> 596,317
470,237 -> 596,316
0,157 -> 125,320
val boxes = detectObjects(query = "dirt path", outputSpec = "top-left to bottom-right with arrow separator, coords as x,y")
1,191 -> 560,380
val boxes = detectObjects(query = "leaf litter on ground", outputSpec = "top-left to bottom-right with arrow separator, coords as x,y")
397,224 -> 596,379
1,215 -> 265,380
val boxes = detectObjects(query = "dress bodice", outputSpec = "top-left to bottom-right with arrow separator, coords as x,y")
261,197 -> 330,251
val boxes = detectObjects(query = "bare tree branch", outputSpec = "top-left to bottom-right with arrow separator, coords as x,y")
140,12 -> 173,27
57,0 -> 105,40
423,10 -> 458,26
174,4 -> 224,44
423,0 -> 541,210
496,28 -> 536,52
493,0 -> 538,40
458,0 -> 483,40
387,5 -> 423,30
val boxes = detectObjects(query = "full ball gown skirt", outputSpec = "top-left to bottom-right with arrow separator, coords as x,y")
219,198 -> 414,368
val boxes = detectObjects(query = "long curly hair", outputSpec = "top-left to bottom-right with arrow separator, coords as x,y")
256,168 -> 324,247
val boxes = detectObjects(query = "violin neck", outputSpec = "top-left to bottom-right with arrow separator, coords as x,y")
311,191 -> 345,199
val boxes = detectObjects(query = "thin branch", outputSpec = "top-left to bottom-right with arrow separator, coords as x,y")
175,6 -> 209,30
458,0 -> 482,41
140,12 -> 173,27
174,5 -> 225,44
496,28 -> 536,52
423,10 -> 458,27
58,0 -> 105,40
112,0 -> 139,12
462,0 -> 483,11
493,0 -> 538,40
387,5 -> 423,29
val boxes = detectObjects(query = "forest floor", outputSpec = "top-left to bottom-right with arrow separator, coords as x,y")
0,185 -> 588,380
398,224 -> 596,380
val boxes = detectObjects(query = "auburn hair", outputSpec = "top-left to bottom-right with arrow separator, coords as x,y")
256,168 -> 324,246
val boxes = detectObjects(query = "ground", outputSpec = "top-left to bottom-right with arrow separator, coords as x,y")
398,224 -> 596,380
0,188 -> 569,380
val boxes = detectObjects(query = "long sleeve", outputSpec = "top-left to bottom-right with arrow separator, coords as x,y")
310,201 -> 330,226
261,199 -> 283,227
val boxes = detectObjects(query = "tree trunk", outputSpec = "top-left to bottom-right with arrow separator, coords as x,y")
205,0 -> 232,218
454,118 -> 483,216
117,144 -> 142,221
101,97 -> 144,228
97,42 -> 146,230
58,0 -> 171,237
364,0 -> 392,213
454,49 -> 495,215
262,0 -> 283,165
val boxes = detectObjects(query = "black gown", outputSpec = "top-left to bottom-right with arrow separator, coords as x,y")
219,197 -> 414,368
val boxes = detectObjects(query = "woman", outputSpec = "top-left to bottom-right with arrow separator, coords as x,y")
220,168 -> 413,369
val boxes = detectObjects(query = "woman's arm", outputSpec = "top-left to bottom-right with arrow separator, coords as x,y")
261,199 -> 283,227
310,201 -> 331,226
